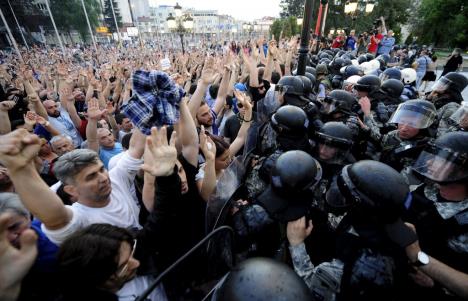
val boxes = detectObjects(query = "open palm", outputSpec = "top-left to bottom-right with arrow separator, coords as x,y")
141,127 -> 178,177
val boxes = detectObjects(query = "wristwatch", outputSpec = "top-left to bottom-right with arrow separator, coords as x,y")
412,251 -> 430,267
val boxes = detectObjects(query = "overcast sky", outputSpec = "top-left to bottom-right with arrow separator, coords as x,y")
150,0 -> 282,21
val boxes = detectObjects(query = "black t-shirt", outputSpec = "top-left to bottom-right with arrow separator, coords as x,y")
445,55 -> 463,70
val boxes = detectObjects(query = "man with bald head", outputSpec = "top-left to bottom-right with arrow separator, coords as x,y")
43,100 -> 83,148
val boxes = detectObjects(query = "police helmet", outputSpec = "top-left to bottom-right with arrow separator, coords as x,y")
380,67 -> 402,82
388,99 -> 436,129
357,55 -> 367,64
215,257 -> 313,301
316,63 -> 329,75
401,68 -> 417,85
315,122 -> 354,164
432,72 -> 468,94
354,75 -> 381,93
305,66 -> 317,77
271,105 -> 309,136
321,90 -> 357,115
381,79 -> 404,98
340,65 -> 362,80
412,132 -> 468,184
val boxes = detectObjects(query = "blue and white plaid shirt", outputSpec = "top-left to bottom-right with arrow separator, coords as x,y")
122,70 -> 184,135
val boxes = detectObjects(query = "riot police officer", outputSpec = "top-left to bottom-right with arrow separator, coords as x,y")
380,99 -> 437,182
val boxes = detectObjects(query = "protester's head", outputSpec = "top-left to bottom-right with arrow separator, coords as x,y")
387,30 -> 393,38
97,128 -> 115,149
176,159 -> 189,194
98,119 -> 110,130
39,137 -> 55,157
54,149 -> 111,204
208,134 -> 232,171
197,101 -> 213,127
43,100 -> 60,117
50,134 -> 75,156
0,193 -> 31,248
58,224 -> 139,293
452,48 -> 461,56
0,164 -> 13,193
115,113 -> 133,132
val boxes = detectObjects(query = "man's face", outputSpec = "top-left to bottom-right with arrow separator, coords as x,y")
70,162 -> 112,203
197,104 -> 213,127
105,241 -> 140,291
73,88 -> 85,101
176,161 -> 188,194
319,144 -> 338,161
98,128 -> 115,149
43,100 -> 60,117
387,31 -> 393,38
5,214 -> 31,249
397,124 -> 420,139
121,118 -> 133,132
52,138 -> 75,156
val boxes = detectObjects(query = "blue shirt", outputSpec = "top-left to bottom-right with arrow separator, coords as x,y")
416,55 -> 430,75
377,36 -> 395,55
31,220 -> 59,273
100,142 -> 124,169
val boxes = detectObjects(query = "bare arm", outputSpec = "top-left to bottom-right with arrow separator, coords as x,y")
229,91 -> 252,155
198,129 -> 217,201
178,98 -> 199,167
0,130 -> 72,230
85,98 -> 102,153
188,57 -> 216,119
128,127 -> 146,160
61,88 -> 82,129
213,67 -> 231,115
24,80 -> 48,120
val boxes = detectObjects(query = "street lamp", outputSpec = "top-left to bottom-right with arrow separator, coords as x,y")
166,3 -> 192,54
365,0 -> 375,13
297,17 -> 303,26
329,28 -> 335,35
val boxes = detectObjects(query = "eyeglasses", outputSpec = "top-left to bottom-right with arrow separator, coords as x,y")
116,239 -> 137,277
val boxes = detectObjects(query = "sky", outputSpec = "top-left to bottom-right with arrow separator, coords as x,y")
149,0 -> 282,21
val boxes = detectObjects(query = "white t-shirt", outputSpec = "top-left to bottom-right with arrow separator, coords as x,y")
42,151 -> 143,245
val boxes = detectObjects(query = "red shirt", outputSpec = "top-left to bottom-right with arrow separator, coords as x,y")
368,33 -> 383,53
331,36 -> 345,49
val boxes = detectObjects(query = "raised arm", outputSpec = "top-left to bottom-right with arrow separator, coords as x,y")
198,127 -> 217,202
178,98 -> 199,166
0,101 -> 14,134
213,65 -> 231,115
188,57 -> 216,120
85,98 -> 103,153
0,130 -> 72,230
128,127 -> 146,159
60,87 -> 82,129
229,91 -> 253,155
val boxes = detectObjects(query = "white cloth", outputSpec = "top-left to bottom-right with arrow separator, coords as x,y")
42,151 -> 143,245
48,106 -> 83,148
118,275 -> 167,301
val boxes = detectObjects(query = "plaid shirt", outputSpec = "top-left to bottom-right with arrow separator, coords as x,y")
122,70 -> 184,135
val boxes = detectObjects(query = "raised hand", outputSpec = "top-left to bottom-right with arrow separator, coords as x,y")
0,213 -> 38,301
141,127 -> 178,177
287,216 -> 313,247
0,129 -> 41,173
87,98 -> 106,121
200,57 -> 217,85
233,90 -> 252,111
358,96 -> 371,117
0,101 -> 15,112
199,125 -> 216,162
24,111 -> 37,127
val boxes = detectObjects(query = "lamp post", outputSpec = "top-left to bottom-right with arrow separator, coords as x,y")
344,0 -> 375,28
297,0 -> 316,75
166,3 -> 193,54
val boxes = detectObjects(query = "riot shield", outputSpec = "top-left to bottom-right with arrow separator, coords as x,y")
206,156 -> 246,233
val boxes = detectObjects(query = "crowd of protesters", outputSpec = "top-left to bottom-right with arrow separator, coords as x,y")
0,14 -> 467,301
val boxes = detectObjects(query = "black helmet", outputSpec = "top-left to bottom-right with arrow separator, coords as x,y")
327,160 -> 417,247
304,72 -> 316,87
412,132 -> 468,184
377,54 -> 391,65
315,121 -> 354,164
215,257 -> 313,301
319,52 -> 332,60
335,50 -> 346,58
381,79 -> 404,98
354,75 -> 381,93
277,75 -> 304,96
388,99 -> 436,129
357,55 -> 367,64
340,65 -> 362,79
432,72 -> 468,94
329,57 -> 345,75
257,150 -> 322,222
319,58 -> 331,66
380,67 -> 402,81
305,66 -> 317,77
365,53 -> 375,61
342,58 -> 352,67
316,63 -> 329,75
321,90 -> 357,115
296,75 -> 313,95
324,50 -> 334,57
332,75 -> 343,89
271,105 -> 309,136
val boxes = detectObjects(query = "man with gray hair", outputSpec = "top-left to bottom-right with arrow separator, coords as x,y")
50,134 -> 75,157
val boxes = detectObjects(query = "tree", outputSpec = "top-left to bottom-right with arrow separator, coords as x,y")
280,0 -> 305,18
49,0 -> 101,43
104,0 -> 122,33
270,17 -> 301,39
413,0 -> 467,48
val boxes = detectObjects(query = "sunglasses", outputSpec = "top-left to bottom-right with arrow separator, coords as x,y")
116,239 -> 137,277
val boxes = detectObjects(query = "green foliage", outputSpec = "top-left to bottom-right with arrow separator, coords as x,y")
414,0 -> 467,48
49,0 -> 101,41
280,0 -> 305,18
270,17 -> 301,39
104,0 -> 123,32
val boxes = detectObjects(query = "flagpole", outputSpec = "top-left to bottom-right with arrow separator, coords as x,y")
80,0 -> 98,51
7,0 -> 29,51
108,0 -> 121,45
0,7 -> 24,63
44,0 -> 65,55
